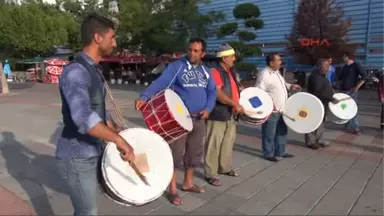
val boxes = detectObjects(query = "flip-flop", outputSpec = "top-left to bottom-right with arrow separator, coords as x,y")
181,184 -> 205,193
206,177 -> 221,186
219,170 -> 239,177
168,193 -> 183,205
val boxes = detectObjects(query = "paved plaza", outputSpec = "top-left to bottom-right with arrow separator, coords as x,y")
0,82 -> 382,215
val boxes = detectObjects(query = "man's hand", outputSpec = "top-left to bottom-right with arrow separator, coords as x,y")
291,84 -> 301,90
380,97 -> 384,103
115,137 -> 135,164
331,98 -> 340,104
200,109 -> 210,119
135,99 -> 146,110
234,104 -> 244,114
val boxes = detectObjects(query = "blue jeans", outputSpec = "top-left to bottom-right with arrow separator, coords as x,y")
344,91 -> 360,130
261,113 -> 288,158
56,157 -> 99,215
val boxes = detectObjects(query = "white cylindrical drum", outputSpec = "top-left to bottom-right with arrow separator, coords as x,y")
100,128 -> 174,206
328,93 -> 358,124
239,87 -> 274,126
282,92 -> 325,134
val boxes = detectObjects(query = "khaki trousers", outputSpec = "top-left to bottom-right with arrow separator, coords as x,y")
204,119 -> 236,178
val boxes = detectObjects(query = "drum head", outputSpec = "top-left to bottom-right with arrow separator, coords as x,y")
283,92 -> 324,134
164,89 -> 193,131
102,128 -> 174,206
239,87 -> 274,119
328,93 -> 358,120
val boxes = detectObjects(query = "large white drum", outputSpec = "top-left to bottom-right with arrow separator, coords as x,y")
99,128 -> 174,206
282,92 -> 324,134
239,87 -> 274,126
328,93 -> 358,124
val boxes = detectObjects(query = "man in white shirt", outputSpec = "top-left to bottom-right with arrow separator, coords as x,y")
256,53 -> 301,162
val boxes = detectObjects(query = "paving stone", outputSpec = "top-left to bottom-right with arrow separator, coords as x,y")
27,192 -> 72,215
231,153 -> 335,215
0,185 -> 35,215
309,151 -> 382,215
267,151 -> 362,215
147,203 -> 188,215
349,166 -> 383,216
226,155 -> 309,198
0,175 -> 50,201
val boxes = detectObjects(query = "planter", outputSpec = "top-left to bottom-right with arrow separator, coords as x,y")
144,82 -> 149,86
136,80 -> 140,84
110,79 -> 116,84
117,79 -> 122,84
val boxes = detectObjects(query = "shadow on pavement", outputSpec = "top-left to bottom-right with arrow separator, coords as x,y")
49,122 -> 64,146
124,116 -> 147,128
0,131 -> 68,215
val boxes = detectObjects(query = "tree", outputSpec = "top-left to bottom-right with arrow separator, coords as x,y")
216,3 -> 264,73
0,2 -> 79,58
287,0 -> 357,65
116,0 -> 225,55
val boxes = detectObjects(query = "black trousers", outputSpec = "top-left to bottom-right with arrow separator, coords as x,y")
381,103 -> 384,129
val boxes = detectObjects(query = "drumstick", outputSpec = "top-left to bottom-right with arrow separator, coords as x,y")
281,112 -> 296,122
130,160 -> 151,186
104,81 -> 150,186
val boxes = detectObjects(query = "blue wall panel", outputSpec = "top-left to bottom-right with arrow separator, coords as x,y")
199,0 -> 384,72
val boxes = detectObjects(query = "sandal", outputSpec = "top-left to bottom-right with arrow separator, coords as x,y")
168,193 -> 183,205
181,184 -> 205,193
206,177 -> 221,186
219,170 -> 239,177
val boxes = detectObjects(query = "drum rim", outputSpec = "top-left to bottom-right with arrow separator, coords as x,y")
283,92 -> 325,134
101,128 -> 174,206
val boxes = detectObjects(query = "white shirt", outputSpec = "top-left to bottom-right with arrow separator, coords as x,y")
255,67 -> 292,111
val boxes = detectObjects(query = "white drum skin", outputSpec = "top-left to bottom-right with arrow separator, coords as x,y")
239,87 -> 274,120
328,93 -> 358,124
282,92 -> 325,134
101,128 -> 174,206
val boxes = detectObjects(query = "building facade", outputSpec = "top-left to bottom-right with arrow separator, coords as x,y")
198,0 -> 384,71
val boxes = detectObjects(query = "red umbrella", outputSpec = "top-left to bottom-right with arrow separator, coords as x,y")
46,66 -> 63,76
44,58 -> 69,66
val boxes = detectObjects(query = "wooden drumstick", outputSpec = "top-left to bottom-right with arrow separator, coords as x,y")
281,112 -> 296,122
104,80 -> 150,186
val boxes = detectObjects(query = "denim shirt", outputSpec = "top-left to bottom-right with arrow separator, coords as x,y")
56,52 -> 111,158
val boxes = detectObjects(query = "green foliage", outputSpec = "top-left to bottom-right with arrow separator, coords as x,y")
235,62 -> 256,72
244,18 -> 264,30
233,3 -> 260,19
117,0 -> 225,55
237,31 -> 256,42
217,3 -> 263,73
217,22 -> 238,38
287,0 -> 357,65
0,2 -> 79,58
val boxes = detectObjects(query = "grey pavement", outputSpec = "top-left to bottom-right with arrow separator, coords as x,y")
0,82 -> 382,215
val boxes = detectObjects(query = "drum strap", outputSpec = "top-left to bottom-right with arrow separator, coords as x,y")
100,75 -> 128,129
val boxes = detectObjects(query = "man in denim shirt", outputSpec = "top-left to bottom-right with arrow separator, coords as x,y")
56,14 -> 135,215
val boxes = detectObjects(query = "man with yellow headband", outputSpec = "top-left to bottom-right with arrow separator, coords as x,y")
204,44 -> 244,186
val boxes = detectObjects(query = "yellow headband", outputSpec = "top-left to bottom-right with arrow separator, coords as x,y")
216,49 -> 235,58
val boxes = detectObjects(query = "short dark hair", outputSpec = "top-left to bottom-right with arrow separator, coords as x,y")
188,37 -> 206,52
343,52 -> 352,59
81,14 -> 115,46
266,53 -> 280,66
323,55 -> 332,59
